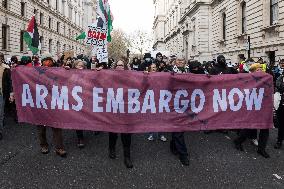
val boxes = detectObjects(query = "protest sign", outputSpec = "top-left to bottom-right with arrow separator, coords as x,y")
12,67 -> 273,133
86,22 -> 108,63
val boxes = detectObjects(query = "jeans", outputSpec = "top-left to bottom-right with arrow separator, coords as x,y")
0,95 -> 5,133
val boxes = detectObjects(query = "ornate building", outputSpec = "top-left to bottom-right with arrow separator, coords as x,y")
153,0 -> 284,64
0,0 -> 96,58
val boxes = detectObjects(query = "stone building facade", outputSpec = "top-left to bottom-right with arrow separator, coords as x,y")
0,0 -> 96,59
153,0 -> 284,64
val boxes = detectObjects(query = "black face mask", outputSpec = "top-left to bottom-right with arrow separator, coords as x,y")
218,59 -> 226,67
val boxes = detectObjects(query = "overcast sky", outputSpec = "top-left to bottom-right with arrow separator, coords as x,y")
108,0 -> 154,35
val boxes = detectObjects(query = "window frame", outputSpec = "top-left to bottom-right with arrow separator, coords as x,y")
241,2 -> 247,34
222,12 -> 226,41
2,0 -> 8,9
270,0 -> 279,25
20,2 -> 26,17
2,25 -> 8,50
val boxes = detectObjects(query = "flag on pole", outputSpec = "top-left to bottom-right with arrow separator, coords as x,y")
23,16 -> 40,55
76,32 -> 86,40
97,0 -> 113,42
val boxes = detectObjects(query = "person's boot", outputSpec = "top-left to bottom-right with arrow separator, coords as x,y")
257,149 -> 270,158
109,148 -> 116,159
234,139 -> 244,151
123,149 -> 133,168
274,141 -> 282,149
179,156 -> 190,166
124,157 -> 133,168
40,145 -> 49,154
55,148 -> 67,157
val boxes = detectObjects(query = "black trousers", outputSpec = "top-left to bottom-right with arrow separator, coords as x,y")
76,130 -> 84,140
236,129 -> 269,151
109,133 -> 131,157
276,105 -> 284,142
171,132 -> 188,157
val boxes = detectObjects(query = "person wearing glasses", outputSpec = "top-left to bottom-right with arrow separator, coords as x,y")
108,57 -> 133,168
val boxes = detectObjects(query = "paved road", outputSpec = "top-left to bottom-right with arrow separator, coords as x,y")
0,117 -> 283,189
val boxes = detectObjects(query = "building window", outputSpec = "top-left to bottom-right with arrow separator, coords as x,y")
40,13 -> 44,25
55,0 -> 59,10
57,22 -> 60,33
49,39 -> 52,53
2,0 -> 8,9
270,0 -> 279,25
57,41 -> 60,53
20,2 -> 26,17
2,25 -> 8,50
48,17 -> 52,29
222,13 -> 226,40
20,31 -> 25,52
241,2 -> 247,33
39,36 -> 43,54
62,0 -> 65,15
69,6 -> 73,20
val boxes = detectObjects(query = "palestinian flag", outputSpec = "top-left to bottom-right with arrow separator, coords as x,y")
76,32 -> 86,40
97,0 -> 113,42
24,16 -> 40,54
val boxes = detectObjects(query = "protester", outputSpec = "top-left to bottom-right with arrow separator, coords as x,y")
205,55 -> 238,134
238,54 -> 246,72
209,55 -> 238,75
0,53 -> 12,140
31,55 -> 41,67
274,59 -> 284,149
188,61 -> 205,74
131,57 -> 141,71
153,52 -> 164,68
63,57 -> 74,69
73,60 -> 86,148
145,63 -> 167,142
36,52 -> 67,157
234,63 -> 270,158
108,57 -> 133,168
139,53 -> 153,71
169,55 -> 190,166
203,61 -> 214,74
20,56 -> 32,66
10,56 -> 19,69
90,55 -> 99,70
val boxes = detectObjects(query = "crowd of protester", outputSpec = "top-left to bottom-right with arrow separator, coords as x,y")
0,50 -> 283,169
